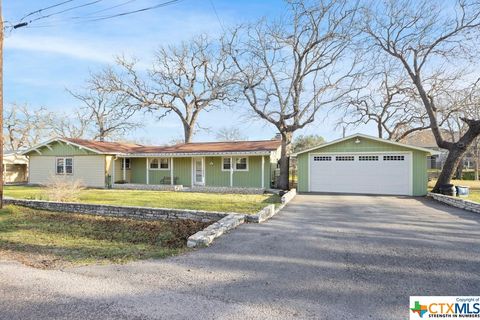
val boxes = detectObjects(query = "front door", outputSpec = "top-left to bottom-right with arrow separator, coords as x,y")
193,157 -> 205,185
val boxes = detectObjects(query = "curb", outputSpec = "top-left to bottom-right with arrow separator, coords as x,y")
187,214 -> 246,248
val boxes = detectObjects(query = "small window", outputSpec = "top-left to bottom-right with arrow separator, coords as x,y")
335,156 -> 355,161
383,155 -> 405,161
121,158 -> 131,170
150,158 -> 169,170
358,155 -> 379,161
56,157 -> 73,175
222,158 -> 231,170
235,157 -> 248,171
313,156 -> 332,161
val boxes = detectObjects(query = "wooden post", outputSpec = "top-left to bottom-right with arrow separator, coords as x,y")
170,157 -> 174,185
112,157 -> 116,186
146,157 -> 149,184
261,156 -> 265,189
230,157 -> 233,187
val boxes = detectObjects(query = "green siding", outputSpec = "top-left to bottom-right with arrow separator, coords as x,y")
127,156 -> 271,188
26,141 -> 97,156
233,156 -> 263,188
297,154 -> 309,192
174,158 -> 191,186
131,158 -> 146,184
205,157 -> 230,187
296,136 -> 430,195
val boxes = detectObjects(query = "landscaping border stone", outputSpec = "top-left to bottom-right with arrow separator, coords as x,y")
428,192 -> 480,214
188,186 -> 265,194
187,214 -> 246,248
3,198 -> 228,222
246,188 -> 297,223
113,184 -> 183,191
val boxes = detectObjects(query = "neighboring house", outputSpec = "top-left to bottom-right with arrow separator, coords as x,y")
399,130 -> 448,170
294,134 -> 438,196
22,138 -> 281,191
3,151 -> 28,184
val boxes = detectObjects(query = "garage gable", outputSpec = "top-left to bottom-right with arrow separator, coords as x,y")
295,134 -> 434,196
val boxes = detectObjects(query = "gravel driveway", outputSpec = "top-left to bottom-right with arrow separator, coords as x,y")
1,195 -> 480,319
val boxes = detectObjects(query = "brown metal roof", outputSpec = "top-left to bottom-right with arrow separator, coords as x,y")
64,138 -> 281,154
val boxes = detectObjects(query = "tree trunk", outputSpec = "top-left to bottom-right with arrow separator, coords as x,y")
432,147 -> 466,192
183,124 -> 193,143
454,157 -> 464,180
475,141 -> 479,181
277,131 -> 292,190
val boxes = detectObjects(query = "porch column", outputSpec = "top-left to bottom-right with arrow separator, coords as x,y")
230,156 -> 233,187
170,157 -> 174,185
123,158 -> 126,181
146,157 -> 149,185
261,156 -> 265,189
112,157 -> 116,186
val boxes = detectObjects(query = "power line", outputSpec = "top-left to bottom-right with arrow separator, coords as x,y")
28,0 -> 105,23
19,0 -> 76,22
14,0 -> 185,29
209,0 -> 225,32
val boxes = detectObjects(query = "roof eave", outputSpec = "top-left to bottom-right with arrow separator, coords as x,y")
118,150 -> 275,157
292,133 -> 440,156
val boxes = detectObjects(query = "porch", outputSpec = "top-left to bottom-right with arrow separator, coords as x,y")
109,155 -> 274,192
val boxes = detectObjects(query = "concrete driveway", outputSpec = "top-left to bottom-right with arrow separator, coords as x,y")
1,195 -> 480,319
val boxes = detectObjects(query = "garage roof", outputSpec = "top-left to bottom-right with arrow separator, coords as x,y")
292,133 -> 440,156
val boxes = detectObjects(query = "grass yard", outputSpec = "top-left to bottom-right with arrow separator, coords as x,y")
0,205 -> 209,269
429,179 -> 480,203
4,185 -> 280,214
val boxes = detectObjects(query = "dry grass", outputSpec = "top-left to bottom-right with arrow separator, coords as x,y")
0,205 -> 210,269
44,177 -> 85,202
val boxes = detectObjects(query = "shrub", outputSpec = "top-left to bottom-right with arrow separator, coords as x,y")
43,177 -> 85,202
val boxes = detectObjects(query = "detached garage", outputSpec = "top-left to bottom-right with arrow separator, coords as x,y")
294,134 -> 438,196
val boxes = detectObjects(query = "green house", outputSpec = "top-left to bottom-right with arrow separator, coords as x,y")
23,138 -> 282,192
294,134 -> 438,196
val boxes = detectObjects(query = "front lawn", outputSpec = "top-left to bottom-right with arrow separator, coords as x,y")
0,205 -> 209,269
429,179 -> 480,203
4,185 -> 280,214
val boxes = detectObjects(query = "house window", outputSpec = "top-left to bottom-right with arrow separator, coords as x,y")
383,155 -> 405,161
150,158 -> 169,170
56,157 -> 73,175
222,158 -> 231,170
335,156 -> 354,161
121,158 -> 131,170
358,155 -> 379,161
313,156 -> 331,161
235,157 -> 248,171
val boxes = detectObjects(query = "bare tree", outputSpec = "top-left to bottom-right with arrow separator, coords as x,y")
339,65 -> 431,141
3,104 -> 52,150
50,110 -> 90,139
363,0 -> 480,192
69,86 -> 139,141
225,0 -> 361,189
215,127 -> 246,141
93,35 -> 236,143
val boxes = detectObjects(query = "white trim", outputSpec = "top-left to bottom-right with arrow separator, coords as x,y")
126,151 -> 272,158
292,133 -> 440,156
21,137 -> 108,155
146,157 -> 149,185
45,144 -> 53,151
261,156 -> 265,189
148,157 -> 170,170
307,152 -> 311,192
309,151 -> 412,155
55,156 -> 74,176
123,158 -> 126,181
170,157 -> 174,185
234,156 -> 249,171
112,157 -> 116,186
230,156 -> 233,187
221,157 -> 232,172
193,157 -> 205,186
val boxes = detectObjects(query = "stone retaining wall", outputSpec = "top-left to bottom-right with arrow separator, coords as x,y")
281,189 -> 297,204
428,192 -> 480,214
189,186 -> 265,194
113,184 -> 183,191
187,214 -> 245,248
4,198 -> 227,222
247,188 -> 297,223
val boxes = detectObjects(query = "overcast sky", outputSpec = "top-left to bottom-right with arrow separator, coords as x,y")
4,0 -> 374,144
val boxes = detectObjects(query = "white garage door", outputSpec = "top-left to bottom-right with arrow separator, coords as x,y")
309,153 -> 412,195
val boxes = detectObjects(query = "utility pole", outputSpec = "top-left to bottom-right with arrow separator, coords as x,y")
0,0 -> 4,209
